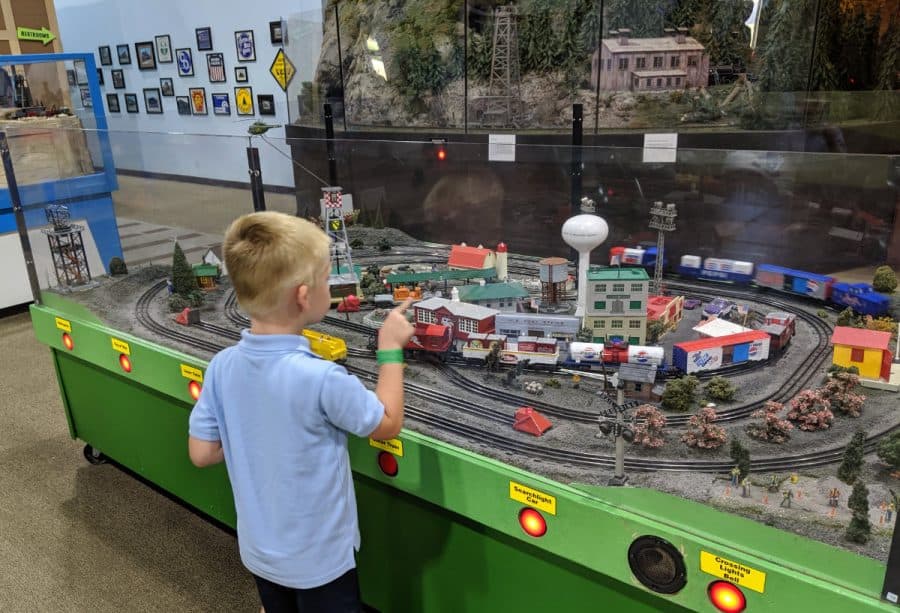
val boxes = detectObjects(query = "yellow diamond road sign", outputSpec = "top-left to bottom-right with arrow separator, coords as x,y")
269,49 -> 296,92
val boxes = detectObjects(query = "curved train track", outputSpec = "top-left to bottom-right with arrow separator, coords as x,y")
136,279 -> 896,473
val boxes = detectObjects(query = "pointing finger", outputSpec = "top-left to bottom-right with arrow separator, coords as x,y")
395,297 -> 414,313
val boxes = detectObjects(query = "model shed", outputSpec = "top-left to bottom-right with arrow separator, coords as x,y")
830,327 -> 893,381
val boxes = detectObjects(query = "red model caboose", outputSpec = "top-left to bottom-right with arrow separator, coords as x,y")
405,323 -> 453,356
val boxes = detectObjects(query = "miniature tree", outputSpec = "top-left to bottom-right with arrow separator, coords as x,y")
838,430 -> 867,484
872,265 -> 898,294
575,327 -> 593,342
845,481 -> 871,544
662,375 -> 700,413
746,400 -> 794,444
681,404 -> 727,450
876,431 -> 900,472
836,307 -> 855,327
377,238 -> 391,252
484,341 -> 502,372
822,372 -> 865,418
631,405 -> 667,449
729,439 -> 751,480
172,242 -> 195,296
706,376 -> 736,402
108,257 -> 128,276
647,320 -> 667,343
786,389 -> 834,431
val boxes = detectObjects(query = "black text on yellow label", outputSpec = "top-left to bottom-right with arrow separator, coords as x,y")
180,364 -> 204,383
55,317 -> 71,332
369,438 -> 403,457
509,481 -> 557,515
700,551 -> 766,593
111,338 -> 131,355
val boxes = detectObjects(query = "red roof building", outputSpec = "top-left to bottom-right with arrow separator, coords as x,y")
647,294 -> 684,327
448,244 -> 496,270
675,330 -> 769,352
830,326 -> 894,381
830,327 -> 892,351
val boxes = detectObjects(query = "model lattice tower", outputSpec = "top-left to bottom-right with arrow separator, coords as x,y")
321,186 -> 358,290
539,257 -> 569,305
484,5 -> 521,127
42,204 -> 91,287
648,201 -> 676,295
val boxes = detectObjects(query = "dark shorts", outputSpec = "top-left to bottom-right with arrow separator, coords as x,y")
253,567 -> 362,613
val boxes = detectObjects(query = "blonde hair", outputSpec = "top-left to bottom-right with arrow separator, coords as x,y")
223,212 -> 331,318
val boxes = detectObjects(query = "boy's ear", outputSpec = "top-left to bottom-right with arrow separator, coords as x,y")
295,284 -> 310,312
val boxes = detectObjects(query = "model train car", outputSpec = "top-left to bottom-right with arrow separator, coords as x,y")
608,246 -> 666,269
678,256 -> 890,317
302,329 -> 348,362
672,330 -> 770,374
565,342 -> 665,367
462,334 -> 559,367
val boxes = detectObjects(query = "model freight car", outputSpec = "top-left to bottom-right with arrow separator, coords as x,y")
302,329 -> 348,362
672,330 -> 770,374
462,334 -> 559,367
678,255 -> 755,283
406,323 -> 454,357
754,264 -> 833,301
830,282 -> 891,317
566,342 -> 666,367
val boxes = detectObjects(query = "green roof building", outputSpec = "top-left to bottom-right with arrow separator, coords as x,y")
584,267 -> 649,344
456,282 -> 528,312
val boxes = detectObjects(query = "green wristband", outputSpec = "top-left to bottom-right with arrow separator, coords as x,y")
377,348 -> 405,365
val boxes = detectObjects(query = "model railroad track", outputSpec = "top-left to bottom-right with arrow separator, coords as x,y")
137,280 -> 897,473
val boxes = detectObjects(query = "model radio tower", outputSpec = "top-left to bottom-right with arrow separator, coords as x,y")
647,201 -> 677,295
321,186 -> 357,287
42,204 -> 91,287
484,5 -> 521,127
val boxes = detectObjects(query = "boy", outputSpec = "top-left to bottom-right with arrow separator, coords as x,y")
188,212 -> 414,612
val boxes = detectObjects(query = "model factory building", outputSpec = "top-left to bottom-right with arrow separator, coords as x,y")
583,268 -> 649,345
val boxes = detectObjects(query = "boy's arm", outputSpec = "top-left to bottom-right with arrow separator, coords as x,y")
369,362 -> 405,440
188,437 -> 224,467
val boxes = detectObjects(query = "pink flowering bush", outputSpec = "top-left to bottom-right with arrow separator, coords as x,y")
822,373 -> 865,418
681,404 -> 727,449
746,400 -> 794,443
631,405 -> 668,448
786,389 -> 834,431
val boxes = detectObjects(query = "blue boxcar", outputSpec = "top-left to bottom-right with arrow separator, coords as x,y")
754,264 -> 834,301
831,282 -> 890,317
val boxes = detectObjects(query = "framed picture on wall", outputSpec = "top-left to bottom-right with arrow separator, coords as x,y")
66,70 -> 76,87
155,35 -> 173,63
143,88 -> 163,114
207,53 -> 226,83
159,78 -> 174,97
80,87 -> 92,108
211,93 -> 230,116
99,46 -> 112,66
97,69 -> 104,86
135,41 -> 157,70
106,93 -> 120,113
234,86 -> 254,116
111,69 -> 125,89
269,20 -> 284,44
234,30 -> 255,62
73,60 -> 88,86
176,48 -> 194,77
257,94 -> 275,116
189,87 -> 207,115
196,27 -> 213,51
117,44 -> 131,65
234,66 -> 248,83
124,93 -> 139,113
176,96 -> 191,115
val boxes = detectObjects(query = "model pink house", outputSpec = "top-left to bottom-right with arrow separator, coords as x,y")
591,28 -> 709,92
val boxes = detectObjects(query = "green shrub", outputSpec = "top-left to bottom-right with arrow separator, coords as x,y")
167,294 -> 189,312
108,257 -> 128,276
873,265 -> 898,293
706,376 -> 736,402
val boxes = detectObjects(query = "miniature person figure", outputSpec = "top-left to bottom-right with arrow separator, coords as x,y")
780,488 -> 793,508
768,474 -> 779,493
730,466 -> 741,487
790,472 -> 799,484
828,487 -> 840,508
888,501 -> 895,522
741,476 -> 751,498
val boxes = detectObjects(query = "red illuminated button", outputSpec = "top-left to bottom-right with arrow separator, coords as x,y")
188,380 -> 202,401
518,507 -> 547,538
377,451 -> 398,477
62,333 -> 74,350
119,353 -> 132,373
708,581 -> 746,613
436,148 -> 446,161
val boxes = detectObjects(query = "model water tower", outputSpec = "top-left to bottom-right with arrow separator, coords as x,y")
42,204 -> 91,287
539,257 -> 568,306
561,212 -> 609,318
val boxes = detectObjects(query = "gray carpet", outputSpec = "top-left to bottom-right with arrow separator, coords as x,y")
0,309 -> 258,612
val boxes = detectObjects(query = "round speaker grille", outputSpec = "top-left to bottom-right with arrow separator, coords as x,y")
627,535 -> 687,594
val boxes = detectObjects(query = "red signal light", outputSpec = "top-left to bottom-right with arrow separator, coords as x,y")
518,507 -> 547,538
708,581 -> 746,613
436,148 -> 446,161
188,380 -> 202,401
118,353 -> 132,373
607,187 -> 615,196
377,451 -> 398,477
62,333 -> 74,350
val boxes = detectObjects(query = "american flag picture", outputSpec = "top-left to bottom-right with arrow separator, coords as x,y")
207,53 -> 226,83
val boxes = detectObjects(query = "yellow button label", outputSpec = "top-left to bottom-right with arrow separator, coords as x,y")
509,481 -> 557,515
180,364 -> 204,383
55,317 -> 71,332
111,338 -> 131,355
700,551 -> 766,593
369,438 -> 403,457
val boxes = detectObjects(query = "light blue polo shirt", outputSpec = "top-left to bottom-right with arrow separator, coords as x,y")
189,330 -> 384,589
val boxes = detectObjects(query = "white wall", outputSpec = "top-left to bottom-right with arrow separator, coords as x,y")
54,0 -> 325,187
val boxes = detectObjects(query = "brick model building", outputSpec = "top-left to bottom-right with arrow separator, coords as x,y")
591,28 -> 709,92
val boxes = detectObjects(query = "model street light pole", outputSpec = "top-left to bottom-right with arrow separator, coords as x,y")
597,376 -> 639,486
